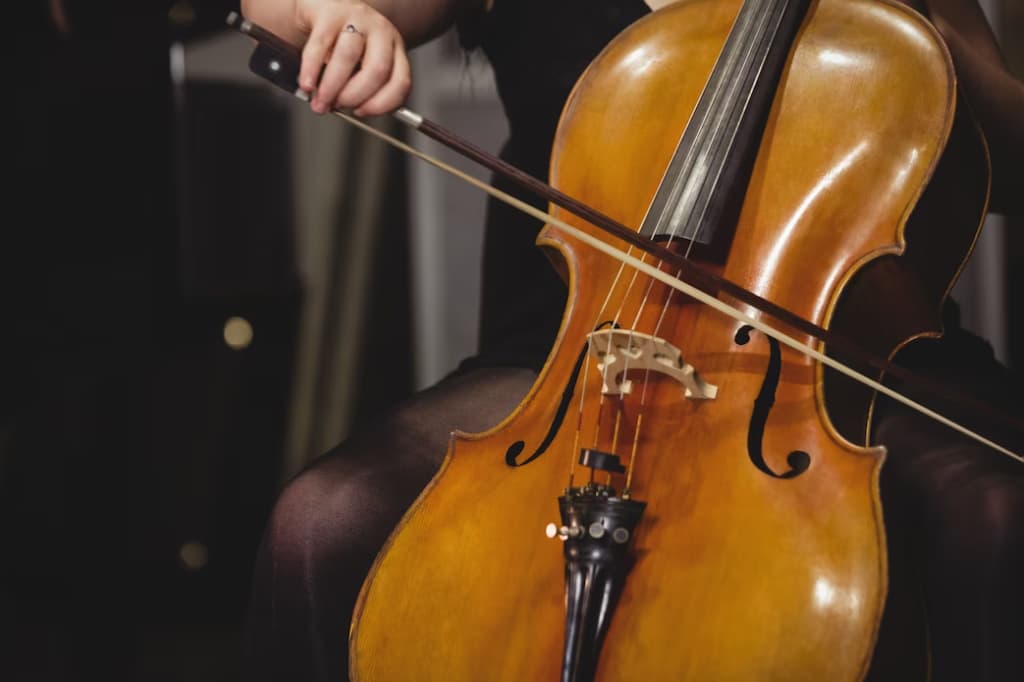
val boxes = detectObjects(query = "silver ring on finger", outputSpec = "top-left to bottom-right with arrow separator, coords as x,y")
344,24 -> 365,38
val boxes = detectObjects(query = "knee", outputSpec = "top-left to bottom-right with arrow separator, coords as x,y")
261,442 -> 439,574
930,471 -> 1024,568
261,467 -> 335,566
243,458 -> 392,681
262,462 -> 379,569
976,481 -> 1024,565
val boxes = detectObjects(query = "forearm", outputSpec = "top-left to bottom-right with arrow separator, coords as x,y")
926,0 -> 1024,216
361,0 -> 468,45
240,0 -> 466,47
941,27 -> 1024,216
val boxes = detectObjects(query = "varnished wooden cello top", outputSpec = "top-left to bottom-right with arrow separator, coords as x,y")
348,1 -> 987,680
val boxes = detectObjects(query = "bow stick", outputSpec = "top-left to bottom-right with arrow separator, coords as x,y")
225,12 -> 1023,462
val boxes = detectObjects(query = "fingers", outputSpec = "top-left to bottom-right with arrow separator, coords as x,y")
313,25 -> 365,112
347,36 -> 412,116
298,12 -> 342,96
296,3 -> 412,116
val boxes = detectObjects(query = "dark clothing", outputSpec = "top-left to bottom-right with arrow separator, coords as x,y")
458,0 -> 652,371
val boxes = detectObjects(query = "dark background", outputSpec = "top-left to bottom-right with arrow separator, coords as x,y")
3,2 -> 413,680
1,2 -> 1020,681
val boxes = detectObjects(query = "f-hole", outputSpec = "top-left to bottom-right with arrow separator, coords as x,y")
734,325 -> 811,479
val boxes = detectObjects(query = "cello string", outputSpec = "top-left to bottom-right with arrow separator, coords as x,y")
570,245 -> 637,487
604,263 -> 648,479
560,194 -> 650,485
580,179 -> 672,474
329,107 -> 1023,464
624,412 -> 644,497
572,199 -> 673,484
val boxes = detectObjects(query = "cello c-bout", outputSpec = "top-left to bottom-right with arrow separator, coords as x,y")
350,1 -> 987,680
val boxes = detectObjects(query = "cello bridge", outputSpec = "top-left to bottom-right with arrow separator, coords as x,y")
587,329 -> 718,400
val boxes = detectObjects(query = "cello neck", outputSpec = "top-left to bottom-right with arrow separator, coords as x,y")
640,0 -> 812,247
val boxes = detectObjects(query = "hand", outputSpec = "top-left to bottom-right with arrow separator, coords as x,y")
294,1 -> 412,116
48,0 -> 72,35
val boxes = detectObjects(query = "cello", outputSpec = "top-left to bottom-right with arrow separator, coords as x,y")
232,0 -> 1010,679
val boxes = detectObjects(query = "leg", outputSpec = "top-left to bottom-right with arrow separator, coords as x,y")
872,328 -> 1024,682
877,409 -> 1024,682
240,365 -> 538,682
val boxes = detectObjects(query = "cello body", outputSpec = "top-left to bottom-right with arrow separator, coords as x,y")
350,1 -> 988,679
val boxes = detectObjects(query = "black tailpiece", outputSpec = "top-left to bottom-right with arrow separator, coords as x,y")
552,450 -> 646,682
